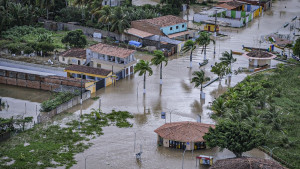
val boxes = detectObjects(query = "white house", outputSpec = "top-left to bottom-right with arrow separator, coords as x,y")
86,43 -> 136,78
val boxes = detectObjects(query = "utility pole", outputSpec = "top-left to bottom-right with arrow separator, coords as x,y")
214,10 -> 217,58
98,97 -> 101,112
80,73 -> 83,116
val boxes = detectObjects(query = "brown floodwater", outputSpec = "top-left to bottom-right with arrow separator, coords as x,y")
54,0 -> 300,168
3,0 -> 297,168
0,84 -> 52,122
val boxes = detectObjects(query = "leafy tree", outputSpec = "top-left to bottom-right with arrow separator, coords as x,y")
196,31 -> 215,60
203,120 -> 265,158
134,60 -> 153,94
220,50 -> 236,76
284,43 -> 293,58
61,29 -> 87,48
211,62 -> 230,82
151,50 -> 168,85
293,38 -> 300,57
191,70 -> 210,98
211,97 -> 226,117
181,40 -> 197,68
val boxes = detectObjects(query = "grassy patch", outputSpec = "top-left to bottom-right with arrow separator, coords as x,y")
211,65 -> 300,168
0,110 -> 133,169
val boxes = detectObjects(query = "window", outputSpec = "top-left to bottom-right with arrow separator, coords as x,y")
182,24 -> 185,28
170,27 -> 173,30
62,57 -> 65,61
176,26 -> 179,29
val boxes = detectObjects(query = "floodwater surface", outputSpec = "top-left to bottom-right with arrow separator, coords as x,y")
54,0 -> 300,168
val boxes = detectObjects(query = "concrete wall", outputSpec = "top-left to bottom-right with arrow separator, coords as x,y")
163,138 -> 169,147
44,20 -> 121,40
37,91 -> 91,123
0,68 -> 86,93
160,23 -> 187,35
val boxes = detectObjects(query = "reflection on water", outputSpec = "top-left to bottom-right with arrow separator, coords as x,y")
52,0 -> 300,168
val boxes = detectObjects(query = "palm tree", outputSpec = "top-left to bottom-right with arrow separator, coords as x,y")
110,7 -> 130,41
151,50 -> 168,85
211,62 -> 230,84
191,70 -> 210,99
196,31 -> 215,60
94,5 -> 112,32
181,40 -> 196,68
220,50 -> 236,76
36,0 -> 54,20
211,97 -> 226,117
134,60 -> 153,94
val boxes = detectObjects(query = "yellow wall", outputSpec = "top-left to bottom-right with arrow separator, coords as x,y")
254,9 -> 260,17
85,81 -> 96,93
204,24 -> 218,32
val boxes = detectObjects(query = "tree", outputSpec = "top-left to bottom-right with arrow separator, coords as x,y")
94,5 -> 112,31
151,50 -> 168,85
292,38 -> 300,57
181,40 -> 196,68
211,62 -> 230,83
284,43 -> 293,58
134,60 -> 153,94
211,97 -> 226,117
110,7 -> 130,40
191,70 -> 210,98
36,0 -> 54,20
203,120 -> 265,158
196,31 -> 215,60
61,29 -> 87,48
220,50 -> 236,76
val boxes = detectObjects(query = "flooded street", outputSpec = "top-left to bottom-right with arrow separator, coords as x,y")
0,84 -> 51,123
59,0 -> 300,168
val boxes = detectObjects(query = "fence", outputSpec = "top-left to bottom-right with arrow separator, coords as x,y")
37,90 -> 91,123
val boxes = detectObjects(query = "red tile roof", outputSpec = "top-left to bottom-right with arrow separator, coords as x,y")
216,0 -> 244,10
154,121 -> 215,142
65,65 -> 111,76
210,157 -> 286,169
136,15 -> 187,27
125,28 -> 153,38
88,43 -> 135,58
60,48 -> 86,59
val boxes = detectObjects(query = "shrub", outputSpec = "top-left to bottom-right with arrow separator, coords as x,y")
5,43 -> 26,54
0,40 -> 12,49
37,42 -> 55,55
23,46 -> 35,54
40,92 -> 78,112
61,30 -> 87,48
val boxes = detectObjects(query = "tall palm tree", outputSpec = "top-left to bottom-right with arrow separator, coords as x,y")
181,40 -> 196,68
196,31 -> 215,60
36,0 -> 54,20
94,5 -> 112,32
110,7 -> 130,41
220,50 -> 236,76
151,50 -> 168,85
134,60 -> 153,94
191,70 -> 210,99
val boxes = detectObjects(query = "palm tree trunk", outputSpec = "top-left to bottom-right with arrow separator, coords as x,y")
204,45 -> 207,60
200,84 -> 203,99
229,63 -> 232,77
190,49 -> 193,68
47,8 -> 49,20
160,62 -> 163,85
143,73 -> 146,94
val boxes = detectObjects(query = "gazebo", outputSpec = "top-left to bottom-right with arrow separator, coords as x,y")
209,157 -> 286,169
154,121 -> 215,150
242,50 -> 277,67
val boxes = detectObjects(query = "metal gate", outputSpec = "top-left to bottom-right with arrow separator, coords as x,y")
116,70 -> 124,80
96,79 -> 105,90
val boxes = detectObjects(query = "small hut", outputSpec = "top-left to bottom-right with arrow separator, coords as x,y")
242,50 -> 276,67
209,157 -> 286,169
154,121 -> 215,150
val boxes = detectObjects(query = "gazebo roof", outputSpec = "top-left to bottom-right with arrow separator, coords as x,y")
154,121 -> 215,143
209,157 -> 286,169
243,50 -> 277,60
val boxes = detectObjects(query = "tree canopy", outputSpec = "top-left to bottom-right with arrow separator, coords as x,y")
61,29 -> 87,48
203,120 -> 265,158
293,38 -> 300,57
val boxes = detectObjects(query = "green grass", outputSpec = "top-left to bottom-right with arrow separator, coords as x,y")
0,110 -> 133,169
211,65 -> 300,168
